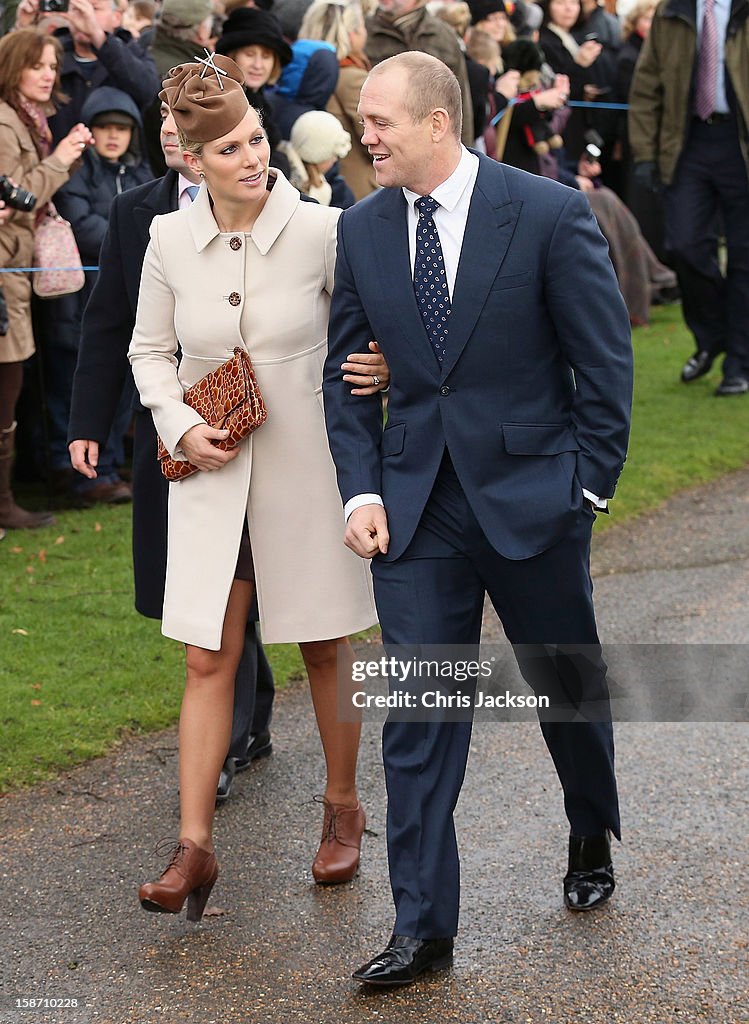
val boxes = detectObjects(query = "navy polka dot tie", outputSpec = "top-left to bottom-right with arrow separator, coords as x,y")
413,195 -> 451,365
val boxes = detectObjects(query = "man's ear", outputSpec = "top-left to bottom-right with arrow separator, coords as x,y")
431,108 -> 451,143
183,149 -> 201,176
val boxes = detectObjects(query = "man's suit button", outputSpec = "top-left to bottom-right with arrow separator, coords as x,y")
229,236 -> 242,250
439,385 -> 451,396
228,292 -> 241,306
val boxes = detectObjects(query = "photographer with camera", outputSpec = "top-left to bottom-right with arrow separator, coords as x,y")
0,27 -> 94,530
14,0 -> 160,145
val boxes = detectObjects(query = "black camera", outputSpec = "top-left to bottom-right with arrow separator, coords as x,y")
39,0 -> 70,12
0,175 -> 36,213
582,128 -> 604,164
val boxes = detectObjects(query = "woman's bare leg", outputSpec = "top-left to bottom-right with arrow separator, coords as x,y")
179,579 -> 254,849
300,637 -> 360,806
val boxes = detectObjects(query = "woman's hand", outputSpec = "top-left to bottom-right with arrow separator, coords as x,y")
69,439 -> 99,478
495,70 -> 520,101
575,40 -> 602,67
52,123 -> 94,169
341,340 -> 391,395
177,424 -> 240,471
532,86 -> 568,111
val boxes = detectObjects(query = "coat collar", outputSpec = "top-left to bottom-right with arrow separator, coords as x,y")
187,169 -> 301,255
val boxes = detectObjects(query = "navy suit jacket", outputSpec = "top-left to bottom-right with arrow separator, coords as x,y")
323,154 -> 634,562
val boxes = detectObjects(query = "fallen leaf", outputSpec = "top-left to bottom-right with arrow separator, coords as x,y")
94,522 -> 102,532
25,566 -> 34,574
10,546 -> 23,553
31,683 -> 42,690
202,906 -> 227,918
55,535 -> 65,545
38,550 -> 47,563
12,628 -> 29,636
31,699 -> 42,706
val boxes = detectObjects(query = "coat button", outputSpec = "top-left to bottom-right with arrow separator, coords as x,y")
439,385 -> 451,396
228,292 -> 241,306
229,236 -> 242,250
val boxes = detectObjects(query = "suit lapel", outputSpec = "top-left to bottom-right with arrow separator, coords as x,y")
440,159 -> 522,380
372,189 -> 440,379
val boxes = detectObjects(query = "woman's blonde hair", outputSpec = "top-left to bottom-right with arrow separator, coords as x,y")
622,0 -> 656,39
298,0 -> 365,61
434,3 -> 472,39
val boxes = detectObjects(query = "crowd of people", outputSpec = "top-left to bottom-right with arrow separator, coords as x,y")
0,0 -> 746,533
0,0 -> 746,991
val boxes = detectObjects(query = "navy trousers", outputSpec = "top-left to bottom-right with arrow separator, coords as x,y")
371,453 -> 620,939
662,118 -> 749,380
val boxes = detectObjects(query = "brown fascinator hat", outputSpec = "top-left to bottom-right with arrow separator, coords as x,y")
160,52 -> 250,143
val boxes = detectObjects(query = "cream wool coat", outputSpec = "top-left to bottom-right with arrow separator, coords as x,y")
128,171 -> 377,650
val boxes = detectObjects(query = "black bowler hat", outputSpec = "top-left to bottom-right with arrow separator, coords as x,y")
215,8 -> 293,66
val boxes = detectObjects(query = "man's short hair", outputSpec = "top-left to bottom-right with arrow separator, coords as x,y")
370,52 -> 463,141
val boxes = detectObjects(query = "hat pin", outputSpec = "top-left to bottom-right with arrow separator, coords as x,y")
193,48 -> 228,90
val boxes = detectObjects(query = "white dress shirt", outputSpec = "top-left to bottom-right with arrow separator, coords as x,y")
344,147 -> 606,520
178,174 -> 201,209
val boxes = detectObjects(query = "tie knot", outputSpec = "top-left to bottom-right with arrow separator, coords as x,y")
415,195 -> 439,218
185,184 -> 200,202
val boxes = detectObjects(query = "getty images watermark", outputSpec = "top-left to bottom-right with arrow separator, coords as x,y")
351,656 -> 548,712
336,643 -> 749,723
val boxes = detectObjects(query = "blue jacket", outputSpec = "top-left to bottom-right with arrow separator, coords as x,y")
323,154 -> 633,561
272,40 -> 339,140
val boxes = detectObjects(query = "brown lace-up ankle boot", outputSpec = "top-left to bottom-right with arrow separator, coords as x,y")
139,838 -> 218,921
311,796 -> 366,884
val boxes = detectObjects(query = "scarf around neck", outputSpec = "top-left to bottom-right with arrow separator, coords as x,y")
15,92 -> 53,159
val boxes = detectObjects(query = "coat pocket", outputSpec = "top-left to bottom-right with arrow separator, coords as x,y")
502,422 -> 580,455
381,421 -> 405,457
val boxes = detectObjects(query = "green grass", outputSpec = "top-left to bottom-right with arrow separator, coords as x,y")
1,305 -> 747,793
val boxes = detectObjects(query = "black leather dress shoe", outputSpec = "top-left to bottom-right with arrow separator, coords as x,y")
681,350 -> 714,382
714,376 -> 748,396
216,758 -> 237,804
564,832 -> 615,911
233,731 -> 273,772
352,935 -> 454,986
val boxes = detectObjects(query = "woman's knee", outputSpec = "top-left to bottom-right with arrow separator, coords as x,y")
300,637 -> 347,673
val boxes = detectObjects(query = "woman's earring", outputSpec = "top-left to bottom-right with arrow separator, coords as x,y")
198,171 -> 205,178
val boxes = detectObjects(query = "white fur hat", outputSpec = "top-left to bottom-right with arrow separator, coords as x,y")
290,110 -> 352,164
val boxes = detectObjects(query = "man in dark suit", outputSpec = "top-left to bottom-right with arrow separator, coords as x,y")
68,101 -> 275,803
323,52 -> 633,986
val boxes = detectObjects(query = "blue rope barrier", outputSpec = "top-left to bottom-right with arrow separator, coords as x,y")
0,266 -> 100,273
491,97 -> 628,127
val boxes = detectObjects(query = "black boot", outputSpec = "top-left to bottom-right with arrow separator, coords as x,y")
564,831 -> 615,911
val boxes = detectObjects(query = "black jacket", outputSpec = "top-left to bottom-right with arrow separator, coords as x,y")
68,171 -> 176,616
50,29 -> 160,143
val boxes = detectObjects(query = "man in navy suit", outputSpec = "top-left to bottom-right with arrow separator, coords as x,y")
323,52 -> 633,986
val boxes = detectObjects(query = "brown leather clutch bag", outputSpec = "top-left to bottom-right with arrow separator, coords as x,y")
157,346 -> 267,481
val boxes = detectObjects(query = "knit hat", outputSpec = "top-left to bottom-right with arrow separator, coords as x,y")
160,54 -> 251,143
159,0 -> 213,31
467,0 -> 507,23
215,8 -> 293,65
290,110 -> 351,164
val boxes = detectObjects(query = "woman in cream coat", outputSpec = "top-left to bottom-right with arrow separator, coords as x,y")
129,55 -> 380,920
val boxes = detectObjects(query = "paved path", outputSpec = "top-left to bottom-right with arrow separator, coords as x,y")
2,471 -> 748,1024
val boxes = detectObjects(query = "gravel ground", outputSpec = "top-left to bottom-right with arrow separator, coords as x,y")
1,470 -> 748,1024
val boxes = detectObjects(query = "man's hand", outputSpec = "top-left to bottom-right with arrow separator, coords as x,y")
633,161 -> 660,193
495,69 -> 520,101
69,439 -> 100,478
177,424 -> 239,471
15,0 -> 39,28
345,503 -> 389,558
61,0 -> 107,48
341,341 -> 390,395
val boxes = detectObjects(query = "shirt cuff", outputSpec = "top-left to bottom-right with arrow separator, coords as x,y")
344,493 -> 383,521
583,489 -> 609,510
